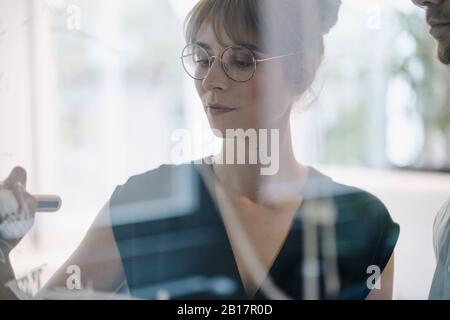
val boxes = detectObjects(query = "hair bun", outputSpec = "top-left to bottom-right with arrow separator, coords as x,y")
318,0 -> 342,35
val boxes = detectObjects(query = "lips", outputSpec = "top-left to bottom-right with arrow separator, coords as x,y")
429,21 -> 450,27
207,104 -> 237,116
428,18 -> 450,34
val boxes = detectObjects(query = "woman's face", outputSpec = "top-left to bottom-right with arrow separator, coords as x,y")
193,22 -> 299,137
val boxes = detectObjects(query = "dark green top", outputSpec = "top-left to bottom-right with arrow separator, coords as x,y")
110,161 -> 399,300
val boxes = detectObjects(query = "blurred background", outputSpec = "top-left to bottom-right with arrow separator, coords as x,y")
0,0 -> 449,299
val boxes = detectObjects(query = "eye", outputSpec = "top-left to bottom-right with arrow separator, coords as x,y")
193,52 -> 210,67
225,49 -> 255,69
195,58 -> 210,67
232,59 -> 253,69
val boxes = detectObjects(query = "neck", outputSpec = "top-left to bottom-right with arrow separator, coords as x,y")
212,123 -> 308,205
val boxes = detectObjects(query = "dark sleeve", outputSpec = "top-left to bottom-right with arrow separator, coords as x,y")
367,200 -> 399,272
334,188 -> 400,299
110,164 -> 169,208
359,197 -> 400,298
109,164 -> 171,228
109,163 -> 197,238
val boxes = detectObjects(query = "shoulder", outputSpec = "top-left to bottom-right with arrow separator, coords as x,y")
302,168 -> 399,298
433,198 -> 450,260
306,167 -> 395,224
429,199 -> 450,299
331,178 -> 399,250
108,160 -> 210,226
110,161 -> 198,206
307,167 -> 399,260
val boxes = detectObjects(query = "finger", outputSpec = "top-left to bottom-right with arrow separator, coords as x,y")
10,184 -> 22,209
25,196 -> 37,216
23,188 -> 38,215
4,167 -> 27,189
15,183 -> 32,217
10,182 -> 29,218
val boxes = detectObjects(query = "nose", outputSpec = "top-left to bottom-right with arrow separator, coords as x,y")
412,0 -> 444,7
202,57 -> 230,92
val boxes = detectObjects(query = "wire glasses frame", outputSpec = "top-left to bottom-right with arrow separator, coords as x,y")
181,43 -> 299,83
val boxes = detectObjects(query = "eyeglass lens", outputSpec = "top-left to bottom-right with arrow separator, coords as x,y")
182,44 -> 256,82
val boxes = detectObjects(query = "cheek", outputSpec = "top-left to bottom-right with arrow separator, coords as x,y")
243,81 -> 260,107
255,71 -> 294,110
195,81 -> 205,101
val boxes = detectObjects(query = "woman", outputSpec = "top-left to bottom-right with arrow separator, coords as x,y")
0,0 -> 399,300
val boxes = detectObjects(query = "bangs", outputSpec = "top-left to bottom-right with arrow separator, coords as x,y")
184,0 -> 261,48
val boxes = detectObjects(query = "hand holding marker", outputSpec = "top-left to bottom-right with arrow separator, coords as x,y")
0,167 -> 61,241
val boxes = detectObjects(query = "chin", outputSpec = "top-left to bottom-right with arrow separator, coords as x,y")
209,127 -> 228,138
438,41 -> 450,64
209,126 -> 248,139
208,122 -> 259,139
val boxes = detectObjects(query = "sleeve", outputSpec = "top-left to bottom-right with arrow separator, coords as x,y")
367,199 -> 400,273
358,197 -> 399,299
333,189 -> 400,299
109,164 -> 168,227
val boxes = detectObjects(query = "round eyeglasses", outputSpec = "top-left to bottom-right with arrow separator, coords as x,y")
181,43 -> 298,83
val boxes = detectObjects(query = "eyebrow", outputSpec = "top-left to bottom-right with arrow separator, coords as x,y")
240,43 -> 261,52
195,41 -> 262,53
195,41 -> 212,50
